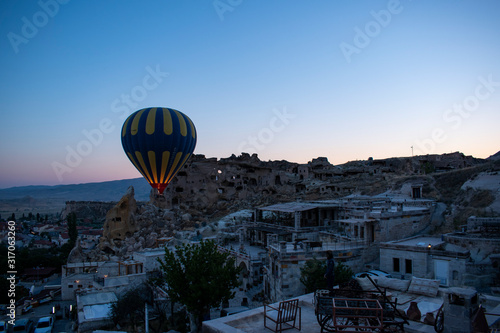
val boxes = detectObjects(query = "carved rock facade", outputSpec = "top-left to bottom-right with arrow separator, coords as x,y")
101,186 -> 138,249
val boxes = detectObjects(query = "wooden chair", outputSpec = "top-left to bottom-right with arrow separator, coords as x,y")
264,298 -> 301,332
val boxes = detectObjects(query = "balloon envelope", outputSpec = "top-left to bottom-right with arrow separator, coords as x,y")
121,107 -> 197,194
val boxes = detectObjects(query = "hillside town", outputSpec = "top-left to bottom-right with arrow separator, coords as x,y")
1,152 -> 500,333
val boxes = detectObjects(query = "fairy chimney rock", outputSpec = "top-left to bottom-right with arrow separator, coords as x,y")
102,186 -> 138,242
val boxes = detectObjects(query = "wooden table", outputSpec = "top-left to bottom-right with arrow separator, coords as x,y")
316,292 -> 391,332
331,298 -> 383,332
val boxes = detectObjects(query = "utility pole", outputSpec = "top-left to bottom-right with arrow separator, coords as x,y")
145,302 -> 149,333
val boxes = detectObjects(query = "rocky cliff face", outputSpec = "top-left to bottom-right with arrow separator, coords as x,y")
156,153 -> 299,216
87,187 -> 184,260
101,186 -> 138,245
54,151 -> 489,221
66,152 -> 499,261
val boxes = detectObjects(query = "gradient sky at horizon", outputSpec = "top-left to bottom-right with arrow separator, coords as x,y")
1,0 -> 499,189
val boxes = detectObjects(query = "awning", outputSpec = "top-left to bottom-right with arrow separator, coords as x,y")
259,202 -> 319,213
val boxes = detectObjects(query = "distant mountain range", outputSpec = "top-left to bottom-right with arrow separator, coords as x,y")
0,178 -> 152,202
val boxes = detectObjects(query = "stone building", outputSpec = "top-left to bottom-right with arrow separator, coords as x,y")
263,239 -> 368,302
338,195 -> 434,243
61,246 -> 171,300
132,247 -> 168,272
227,193 -> 436,302
249,201 -> 341,245
76,291 -> 117,332
443,216 -> 500,290
379,236 -> 469,286
297,164 -> 310,180
157,153 -> 300,211
308,157 -> 342,181
379,216 -> 500,291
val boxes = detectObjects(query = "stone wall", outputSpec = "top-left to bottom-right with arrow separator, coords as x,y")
444,233 -> 500,254
61,273 -> 96,300
376,211 -> 432,242
380,247 -> 431,279
133,247 -> 169,272
466,216 -> 500,233
380,242 -> 470,287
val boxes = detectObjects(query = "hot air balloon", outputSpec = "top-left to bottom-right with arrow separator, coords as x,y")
121,107 -> 197,194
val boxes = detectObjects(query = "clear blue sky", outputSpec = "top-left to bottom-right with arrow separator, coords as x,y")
1,0 -> 499,188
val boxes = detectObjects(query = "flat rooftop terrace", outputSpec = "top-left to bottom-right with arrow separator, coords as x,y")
203,293 -> 442,333
387,236 -> 445,247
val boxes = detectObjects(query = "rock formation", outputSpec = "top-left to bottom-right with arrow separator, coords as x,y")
67,239 -> 84,263
100,186 -> 138,250
66,151 -> 499,262
95,185 -> 189,259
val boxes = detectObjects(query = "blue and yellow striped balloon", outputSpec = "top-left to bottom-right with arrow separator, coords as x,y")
121,107 -> 197,194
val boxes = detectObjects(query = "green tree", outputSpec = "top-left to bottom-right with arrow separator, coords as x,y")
423,161 -> 435,174
300,258 -> 326,293
40,231 -> 52,242
157,240 -> 241,332
300,258 -> 354,293
6,245 -> 67,276
59,242 -> 74,263
334,262 -> 354,286
67,212 -> 78,247
110,281 -> 170,333
111,284 -> 148,330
